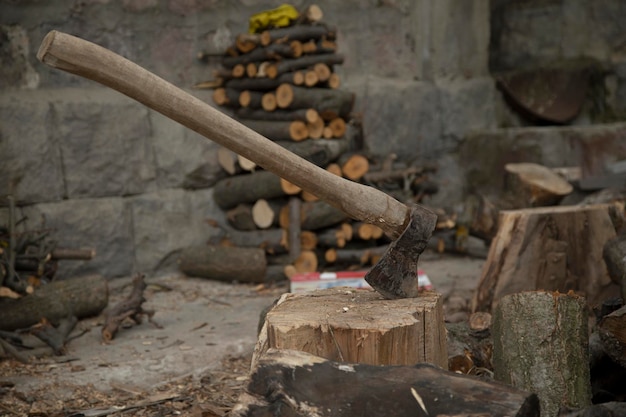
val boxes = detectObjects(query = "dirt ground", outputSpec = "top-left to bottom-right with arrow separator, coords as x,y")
0,247 -> 486,416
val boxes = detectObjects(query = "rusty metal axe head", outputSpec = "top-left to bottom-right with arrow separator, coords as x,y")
365,205 -> 438,299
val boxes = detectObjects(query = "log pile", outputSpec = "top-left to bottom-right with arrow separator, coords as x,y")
186,4 -> 440,283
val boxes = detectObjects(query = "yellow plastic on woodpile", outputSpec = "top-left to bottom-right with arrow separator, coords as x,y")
249,4 -> 299,33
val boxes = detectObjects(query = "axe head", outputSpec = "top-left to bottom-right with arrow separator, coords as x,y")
365,205 -> 438,299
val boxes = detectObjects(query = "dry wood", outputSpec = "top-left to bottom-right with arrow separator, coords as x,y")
297,4 -> 324,24
301,38 -> 338,55
238,90 -> 264,108
251,199 -> 276,229
275,83 -> 354,119
472,204 -> 622,313
178,245 -> 267,283
225,204 -> 256,231
301,189 -> 319,202
234,348 -> 539,417
254,288 -> 447,367
213,170 -> 292,210
222,42 -> 298,68
238,119 -> 309,141
266,54 -> 344,79
260,24 -> 337,47
279,200 -> 351,231
102,273 -> 159,342
327,117 -> 346,138
306,115 -> 324,139
504,162 -> 574,207
493,291 -> 591,417
300,230 -> 318,250
212,87 -> 241,108
323,72 -> 340,89
313,62 -> 331,82
288,197 -> 301,261
231,63 -> 246,78
245,62 -> 257,78
325,245 -> 387,266
224,70 -> 304,91
217,146 -> 241,175
280,177 -> 301,195
30,315 -> 78,355
50,248 -> 95,260
339,153 -> 369,181
235,107 -> 319,124
0,274 -> 108,331
304,69 -> 319,86
237,154 -> 256,171
275,138 -> 352,168
316,227 -> 347,248
293,250 -> 318,273
352,222 -> 384,240
598,304 -> 626,368
219,227 -> 288,255
261,92 -> 277,111
603,233 -> 626,293
235,33 -> 262,53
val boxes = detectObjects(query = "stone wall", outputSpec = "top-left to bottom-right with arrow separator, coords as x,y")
2,0 -> 623,280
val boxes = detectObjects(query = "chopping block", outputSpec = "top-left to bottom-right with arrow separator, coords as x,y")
252,287 -> 447,369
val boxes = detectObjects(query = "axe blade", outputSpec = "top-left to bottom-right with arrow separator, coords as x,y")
365,205 -> 437,299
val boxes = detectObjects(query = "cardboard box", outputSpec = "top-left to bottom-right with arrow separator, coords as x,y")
289,269 -> 433,294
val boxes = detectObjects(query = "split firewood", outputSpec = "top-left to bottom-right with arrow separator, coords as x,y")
233,348 -> 539,417
219,227 -> 288,255
235,107 -> 320,124
101,273 -> 160,342
275,83 -> 354,119
598,304 -> 626,368
213,170 -> 298,210
212,87 -> 241,108
178,245 -> 267,283
238,119 -> 309,141
225,204 -> 257,231
0,274 -> 108,331
260,24 -> 337,47
472,204 -> 622,313
493,291 -> 591,417
503,162 -> 574,207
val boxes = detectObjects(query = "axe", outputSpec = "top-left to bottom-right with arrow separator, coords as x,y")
37,31 -> 437,299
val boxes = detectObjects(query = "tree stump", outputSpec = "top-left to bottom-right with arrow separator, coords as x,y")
492,291 -> 591,417
503,162 -> 573,207
472,204 -> 622,313
253,287 -> 447,369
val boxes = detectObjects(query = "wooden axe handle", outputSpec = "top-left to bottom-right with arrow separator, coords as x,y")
37,31 -> 410,238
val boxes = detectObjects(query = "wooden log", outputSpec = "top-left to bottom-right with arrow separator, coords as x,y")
265,54 -> 342,81
275,137 -> 352,167
233,349 -> 540,417
238,90 -> 264,109
253,288 -> 448,367
504,162 -> 574,207
327,117 -> 346,138
261,92 -> 277,112
260,24 -> 337,47
300,230 -> 318,251
212,87 -> 241,108
339,153 -> 369,181
603,233 -> 626,300
293,250 -> 318,273
238,119 -> 309,141
225,203 -> 257,231
50,248 -> 95,260
219,228 -> 288,255
217,146 -> 241,175
231,63 -> 246,78
297,4 -> 324,24
303,68 -> 319,86
0,274 -> 108,331
472,204 -> 622,313
236,154 -> 256,171
235,107 -> 319,124
178,245 -> 267,283
324,245 -> 387,266
301,38 -> 337,55
316,227 -> 347,248
213,170 -> 295,210
306,115 -> 324,139
324,72 -> 341,89
288,197 -> 301,261
598,304 -> 626,368
224,70 -> 305,91
493,291 -> 591,417
222,42 -> 298,68
279,200 -> 351,231
275,83 -> 355,119
251,198 -> 276,229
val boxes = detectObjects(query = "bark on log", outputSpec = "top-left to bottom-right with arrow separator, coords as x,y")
339,153 -> 369,181
225,204 -> 257,231
224,70 -> 305,91
235,107 -> 319,123
0,274 -> 108,331
288,197 -> 301,261
238,119 -> 309,141
178,245 -> 267,283
219,228 -> 288,255
324,245 -> 387,266
598,304 -> 626,368
280,200 -> 350,231
266,54 -> 344,79
238,90 -> 265,109
316,227 -> 347,248
503,162 -> 574,207
217,146 -> 242,175
213,170 -> 293,210
275,84 -> 354,119
253,288 -> 447,367
232,348 -> 540,417
472,204 -> 622,313
493,291 -> 591,417
222,42 -> 299,68
275,137 -> 352,167
212,87 -> 241,108
261,24 -> 337,47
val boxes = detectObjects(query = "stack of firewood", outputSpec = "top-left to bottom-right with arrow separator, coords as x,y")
183,4 -> 440,283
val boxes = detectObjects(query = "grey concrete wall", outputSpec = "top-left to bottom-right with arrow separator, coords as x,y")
1,0 -> 496,279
